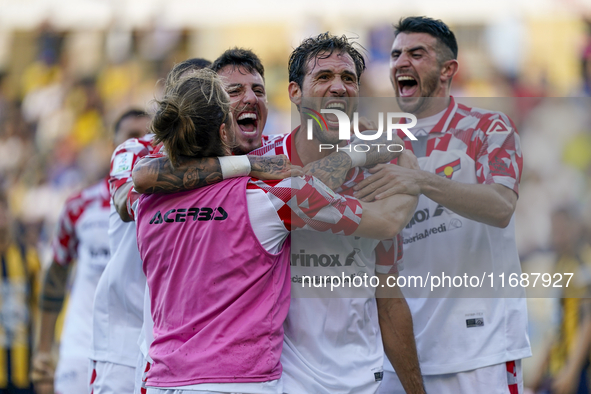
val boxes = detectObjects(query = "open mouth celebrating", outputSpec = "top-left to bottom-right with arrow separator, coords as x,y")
236,111 -> 259,136
323,100 -> 347,127
397,75 -> 418,97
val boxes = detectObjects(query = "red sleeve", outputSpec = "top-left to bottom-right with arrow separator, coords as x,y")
475,113 -> 522,194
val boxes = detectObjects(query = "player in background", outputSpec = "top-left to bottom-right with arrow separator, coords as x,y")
0,189 -> 41,394
210,48 -> 273,154
163,57 -> 212,86
132,33 -> 425,394
350,16 -> 530,393
31,109 -> 149,394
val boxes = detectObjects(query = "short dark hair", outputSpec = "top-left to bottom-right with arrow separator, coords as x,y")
289,32 -> 366,88
165,58 -> 212,89
394,16 -> 458,61
211,48 -> 265,79
114,109 -> 149,135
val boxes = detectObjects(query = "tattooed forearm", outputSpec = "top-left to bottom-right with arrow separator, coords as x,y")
40,262 -> 69,312
248,155 -> 294,180
133,156 -> 223,194
133,154 -> 297,194
304,152 -> 353,191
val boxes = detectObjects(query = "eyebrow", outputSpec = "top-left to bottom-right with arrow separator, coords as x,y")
391,45 -> 428,55
226,83 -> 266,90
312,69 -> 357,79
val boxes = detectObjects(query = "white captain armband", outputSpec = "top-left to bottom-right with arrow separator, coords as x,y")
343,149 -> 366,168
219,155 -> 251,179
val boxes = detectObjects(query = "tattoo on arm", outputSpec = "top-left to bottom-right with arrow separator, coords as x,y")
304,152 -> 352,190
40,263 -> 69,313
134,156 -> 223,194
248,155 -> 292,179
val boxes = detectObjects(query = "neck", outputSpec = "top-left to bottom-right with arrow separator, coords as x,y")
415,95 -> 450,119
294,122 -> 342,166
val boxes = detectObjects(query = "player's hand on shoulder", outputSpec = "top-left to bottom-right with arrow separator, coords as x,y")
353,157 -> 421,202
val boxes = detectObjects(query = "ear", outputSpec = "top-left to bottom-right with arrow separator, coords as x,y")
288,81 -> 302,106
219,122 -> 230,145
440,59 -> 459,85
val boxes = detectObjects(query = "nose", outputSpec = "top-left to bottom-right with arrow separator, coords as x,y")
392,51 -> 412,71
242,88 -> 258,106
329,76 -> 347,96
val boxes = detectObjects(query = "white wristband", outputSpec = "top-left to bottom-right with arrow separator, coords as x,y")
343,149 -> 366,168
219,156 -> 251,179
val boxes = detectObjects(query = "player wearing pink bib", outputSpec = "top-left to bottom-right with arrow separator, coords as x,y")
136,69 -> 379,393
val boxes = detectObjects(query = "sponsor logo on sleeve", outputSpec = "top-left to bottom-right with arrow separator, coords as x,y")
112,152 -> 134,175
486,119 -> 511,135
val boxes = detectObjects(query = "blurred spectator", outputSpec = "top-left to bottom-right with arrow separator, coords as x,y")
580,19 -> 591,97
0,189 -> 41,394
529,207 -> 591,394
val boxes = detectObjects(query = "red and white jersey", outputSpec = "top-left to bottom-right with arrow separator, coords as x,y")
249,130 -> 401,394
90,135 -> 159,367
261,133 -> 284,146
388,97 -> 530,375
52,178 -> 111,361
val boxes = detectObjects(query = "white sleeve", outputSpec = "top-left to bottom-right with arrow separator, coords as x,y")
246,188 -> 289,254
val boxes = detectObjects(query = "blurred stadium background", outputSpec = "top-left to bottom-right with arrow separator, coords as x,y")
2,0 -> 591,388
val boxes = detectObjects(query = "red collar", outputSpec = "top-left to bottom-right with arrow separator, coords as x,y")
285,127 -> 304,167
430,96 -> 457,134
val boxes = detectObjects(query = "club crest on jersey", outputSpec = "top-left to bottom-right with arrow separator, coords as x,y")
486,119 -> 511,135
435,159 -> 461,179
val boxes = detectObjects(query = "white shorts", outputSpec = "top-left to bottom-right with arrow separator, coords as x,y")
146,391 -> 243,394
378,360 -> 523,394
145,379 -> 282,394
134,354 -> 151,394
89,360 -> 136,394
54,356 -> 89,394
